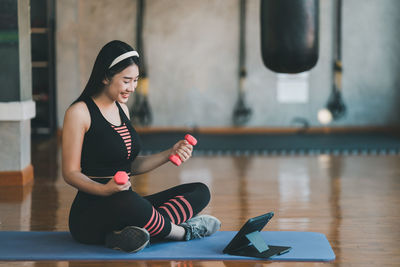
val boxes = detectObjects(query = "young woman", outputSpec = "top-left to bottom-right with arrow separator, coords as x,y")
62,40 -> 220,253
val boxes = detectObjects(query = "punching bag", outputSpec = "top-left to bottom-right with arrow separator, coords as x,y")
260,0 -> 319,73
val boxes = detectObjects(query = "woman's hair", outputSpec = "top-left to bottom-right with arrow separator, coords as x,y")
73,40 -> 140,104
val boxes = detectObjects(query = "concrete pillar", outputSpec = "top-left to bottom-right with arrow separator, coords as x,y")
0,0 -> 35,186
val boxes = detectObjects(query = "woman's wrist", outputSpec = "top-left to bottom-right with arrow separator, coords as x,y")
98,182 -> 112,196
165,148 -> 174,162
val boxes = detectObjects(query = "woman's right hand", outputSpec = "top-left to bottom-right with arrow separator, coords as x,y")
103,178 -> 131,196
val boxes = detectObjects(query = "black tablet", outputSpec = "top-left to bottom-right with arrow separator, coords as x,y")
223,212 -> 274,254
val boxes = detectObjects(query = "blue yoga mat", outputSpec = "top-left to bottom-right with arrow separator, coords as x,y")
0,231 -> 335,261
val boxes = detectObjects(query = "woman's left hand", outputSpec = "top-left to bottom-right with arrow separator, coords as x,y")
171,140 -> 193,163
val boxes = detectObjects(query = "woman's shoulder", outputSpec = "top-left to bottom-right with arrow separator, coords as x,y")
66,101 -> 89,117
64,101 -> 91,128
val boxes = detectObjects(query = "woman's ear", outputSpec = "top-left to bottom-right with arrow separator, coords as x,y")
102,77 -> 110,85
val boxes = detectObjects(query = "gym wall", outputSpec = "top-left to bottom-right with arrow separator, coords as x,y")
56,0 -> 400,128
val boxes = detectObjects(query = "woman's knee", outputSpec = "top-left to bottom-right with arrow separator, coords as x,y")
191,182 -> 211,207
196,182 -> 210,198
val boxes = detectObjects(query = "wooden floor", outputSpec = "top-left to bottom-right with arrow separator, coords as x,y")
1,137 -> 399,266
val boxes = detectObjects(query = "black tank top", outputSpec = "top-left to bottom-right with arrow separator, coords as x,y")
80,97 -> 141,177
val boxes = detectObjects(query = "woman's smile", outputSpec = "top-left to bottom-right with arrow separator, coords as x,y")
121,92 -> 130,99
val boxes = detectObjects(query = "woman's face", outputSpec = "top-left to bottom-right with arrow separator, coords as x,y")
104,64 -> 139,104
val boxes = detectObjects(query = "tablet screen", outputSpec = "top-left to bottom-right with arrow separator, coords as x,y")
223,212 -> 274,254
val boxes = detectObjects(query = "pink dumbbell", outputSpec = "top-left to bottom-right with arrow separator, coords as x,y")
169,134 -> 198,166
114,171 -> 129,185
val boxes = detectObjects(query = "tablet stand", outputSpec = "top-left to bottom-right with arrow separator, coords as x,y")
226,231 -> 291,259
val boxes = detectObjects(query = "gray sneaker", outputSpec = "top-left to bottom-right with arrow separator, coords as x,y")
180,215 -> 221,241
105,226 -> 150,253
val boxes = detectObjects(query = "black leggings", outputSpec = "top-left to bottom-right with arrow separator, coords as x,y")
68,181 -> 210,245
